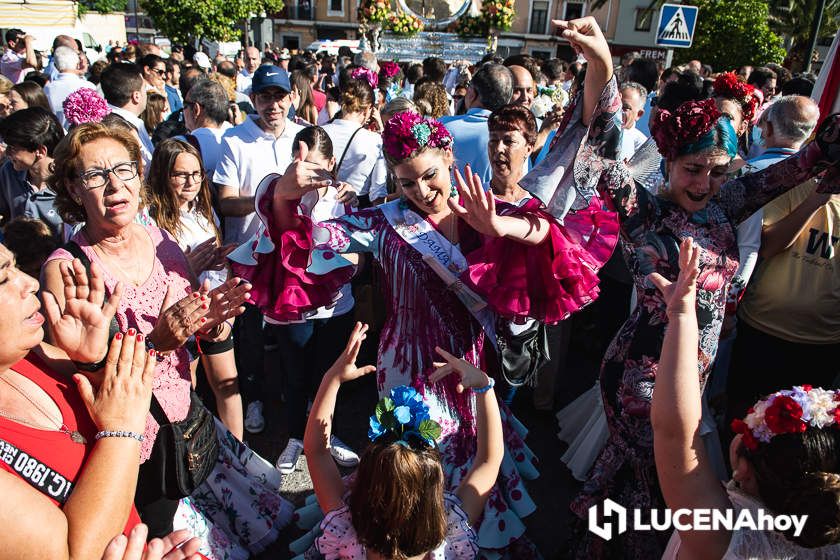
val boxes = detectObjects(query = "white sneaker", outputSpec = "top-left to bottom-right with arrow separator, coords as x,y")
244,401 -> 265,434
329,435 -> 359,467
276,438 -> 303,474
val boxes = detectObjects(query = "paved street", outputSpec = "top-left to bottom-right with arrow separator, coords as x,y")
195,312 -> 605,559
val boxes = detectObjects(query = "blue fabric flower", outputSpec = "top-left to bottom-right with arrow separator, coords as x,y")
368,416 -> 385,440
394,405 -> 411,425
411,122 -> 431,147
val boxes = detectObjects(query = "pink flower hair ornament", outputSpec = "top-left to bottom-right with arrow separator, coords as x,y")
382,111 -> 453,161
351,66 -> 379,90
379,60 -> 401,80
63,88 -> 110,126
731,385 -> 840,452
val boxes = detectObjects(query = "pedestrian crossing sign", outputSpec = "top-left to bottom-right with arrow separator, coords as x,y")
655,4 -> 698,48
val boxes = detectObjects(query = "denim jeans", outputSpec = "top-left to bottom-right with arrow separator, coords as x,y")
274,312 -> 356,439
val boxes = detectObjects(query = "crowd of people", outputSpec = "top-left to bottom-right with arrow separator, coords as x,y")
0,15 -> 838,560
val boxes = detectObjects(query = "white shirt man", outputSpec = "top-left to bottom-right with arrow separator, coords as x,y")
215,65 -> 304,245
99,63 -> 153,169
236,47 -> 261,94
44,46 -> 96,129
181,79 -> 235,180
617,82 -> 648,161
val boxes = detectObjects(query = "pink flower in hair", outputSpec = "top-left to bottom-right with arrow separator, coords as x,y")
382,111 -> 453,161
379,61 -> 401,79
351,66 -> 379,90
63,88 -> 110,126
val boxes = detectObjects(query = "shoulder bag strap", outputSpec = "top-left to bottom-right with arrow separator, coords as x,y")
335,126 -> 364,177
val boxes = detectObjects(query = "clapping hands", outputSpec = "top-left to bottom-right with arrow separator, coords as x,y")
43,258 -> 124,364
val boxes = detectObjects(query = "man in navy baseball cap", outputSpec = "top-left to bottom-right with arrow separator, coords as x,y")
250,64 -> 291,94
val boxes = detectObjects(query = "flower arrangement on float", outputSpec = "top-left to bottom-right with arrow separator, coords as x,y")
481,0 -> 516,31
357,0 -> 391,24
388,11 -> 424,36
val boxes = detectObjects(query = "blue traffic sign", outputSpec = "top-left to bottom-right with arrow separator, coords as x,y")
655,4 -> 698,48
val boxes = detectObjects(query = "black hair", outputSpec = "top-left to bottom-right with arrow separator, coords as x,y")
100,63 -> 144,107
422,57 -> 446,83
5,29 -> 23,44
626,58 -> 659,93
781,77 -> 815,97
0,107 -> 64,155
292,126 -> 334,161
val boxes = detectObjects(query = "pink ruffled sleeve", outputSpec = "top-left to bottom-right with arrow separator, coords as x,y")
228,178 -> 357,323
464,197 -> 619,324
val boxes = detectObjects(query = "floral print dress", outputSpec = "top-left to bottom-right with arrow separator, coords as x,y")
568,133 -> 839,559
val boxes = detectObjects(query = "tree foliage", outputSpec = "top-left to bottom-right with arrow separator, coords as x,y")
77,0 -> 128,15
769,0 -> 840,71
674,0 -> 786,71
140,0 -> 284,43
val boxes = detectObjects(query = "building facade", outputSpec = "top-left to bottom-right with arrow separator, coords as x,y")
262,0 -> 681,61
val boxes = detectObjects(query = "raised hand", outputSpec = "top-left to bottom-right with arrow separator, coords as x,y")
552,17 -> 611,69
273,140 -> 336,201
448,164 -> 505,237
430,347 -> 492,393
42,258 -> 124,364
101,524 -> 202,560
647,237 -> 700,317
74,329 -> 156,434
325,322 -> 376,383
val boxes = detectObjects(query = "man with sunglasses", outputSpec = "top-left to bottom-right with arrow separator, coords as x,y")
43,46 -> 96,129
0,29 -> 36,83
215,64 -> 306,435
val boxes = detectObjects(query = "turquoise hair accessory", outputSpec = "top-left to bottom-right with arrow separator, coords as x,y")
682,115 -> 738,159
368,385 -> 442,447
411,122 -> 432,147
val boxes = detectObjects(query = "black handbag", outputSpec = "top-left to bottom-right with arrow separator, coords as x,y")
496,319 -> 552,388
145,391 -> 220,500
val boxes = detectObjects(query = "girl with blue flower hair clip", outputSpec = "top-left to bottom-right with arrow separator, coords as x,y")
303,322 -> 503,559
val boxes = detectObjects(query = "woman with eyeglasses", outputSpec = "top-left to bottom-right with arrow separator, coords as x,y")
41,124 -> 293,558
147,138 -> 242,440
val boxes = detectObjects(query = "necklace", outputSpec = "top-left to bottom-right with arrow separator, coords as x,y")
92,239 -> 144,287
0,376 -> 87,444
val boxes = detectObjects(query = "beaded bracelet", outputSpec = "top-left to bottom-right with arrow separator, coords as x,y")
95,430 -> 144,442
473,377 -> 496,394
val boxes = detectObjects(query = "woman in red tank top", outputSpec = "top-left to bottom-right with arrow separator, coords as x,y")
0,241 -> 199,560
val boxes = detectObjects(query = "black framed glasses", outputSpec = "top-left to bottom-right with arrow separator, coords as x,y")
79,161 -> 138,190
170,170 -> 205,184
152,68 -> 166,76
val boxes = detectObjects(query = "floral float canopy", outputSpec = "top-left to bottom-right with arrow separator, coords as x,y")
397,0 -> 473,28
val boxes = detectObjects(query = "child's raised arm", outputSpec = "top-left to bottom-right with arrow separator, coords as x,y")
303,322 -> 376,513
430,348 -> 503,526
649,238 -> 732,559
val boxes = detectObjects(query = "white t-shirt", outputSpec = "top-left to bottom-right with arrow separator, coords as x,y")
617,126 -> 648,162
175,207 -> 227,289
185,123 -> 233,181
321,118 -> 387,200
214,115 -> 305,244
236,69 -> 253,94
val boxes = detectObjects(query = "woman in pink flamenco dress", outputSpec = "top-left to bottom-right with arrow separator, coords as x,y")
229,22 -> 623,557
